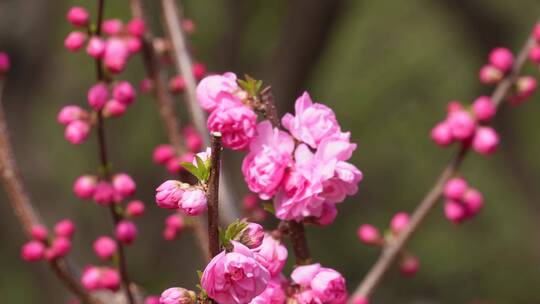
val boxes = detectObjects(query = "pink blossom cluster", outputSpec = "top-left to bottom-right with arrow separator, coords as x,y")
443,177 -> 484,224
73,173 -> 139,206
430,98 -> 499,155
80,265 -> 120,292
21,220 -> 75,262
290,263 -> 347,303
152,126 -> 203,174
155,180 -> 207,215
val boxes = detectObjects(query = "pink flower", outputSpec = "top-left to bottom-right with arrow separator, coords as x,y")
81,266 -> 101,291
390,212 -> 409,235
126,200 -> 145,217
489,47 -> 514,72
86,37 -> 106,58
55,219 -> 75,238
444,200 -> 466,224
282,92 -> 342,148
102,19 -> 123,36
472,96 -> 496,122
242,121 -> 294,200
252,234 -> 288,276
0,52 -> 10,74
160,287 -> 196,304
47,237 -> 71,260
104,38 -> 129,73
463,189 -> 484,217
93,236 -> 117,260
183,126 -> 203,152
113,81 -> 136,106
81,266 -> 120,291
357,224 -> 381,245
430,121 -> 453,147
87,82 -> 109,111
196,72 -> 238,111
235,222 -> 264,249
58,105 -> 88,125
479,64 -> 503,85
30,225 -> 48,241
126,37 -> 142,54
103,99 -> 127,117
443,177 -> 468,200
153,144 -> 176,165
472,126 -> 499,155
202,242 -> 270,304
73,175 -> 98,199
178,188 -> 207,216
65,120 -> 90,144
112,173 -> 136,198
21,241 -> 45,262
155,180 -> 186,209
93,181 -> 115,205
207,93 -> 257,150
249,276 -> 286,304
64,31 -> 86,52
446,110 -> 476,141
291,263 -> 347,304
314,202 -> 338,226
67,7 -> 89,27
116,220 -> 137,245
127,18 -> 146,37
400,255 -> 420,277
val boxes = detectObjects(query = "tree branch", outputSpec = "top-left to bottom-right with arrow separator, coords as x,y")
207,132 -> 222,258
350,24 -> 538,301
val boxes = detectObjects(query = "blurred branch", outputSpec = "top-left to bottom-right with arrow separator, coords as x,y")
160,0 -> 240,224
351,26 -> 538,301
0,78 -> 102,304
265,0 -> 346,110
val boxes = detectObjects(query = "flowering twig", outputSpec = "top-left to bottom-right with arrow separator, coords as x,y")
0,76 -> 102,304
351,25 -> 538,301
159,0 -> 240,223
207,132 -> 222,258
128,0 -> 209,260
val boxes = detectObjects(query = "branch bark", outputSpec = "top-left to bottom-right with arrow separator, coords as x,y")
207,133 -> 222,258
350,24 -> 538,301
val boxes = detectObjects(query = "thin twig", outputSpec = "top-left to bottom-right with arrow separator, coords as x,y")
160,0 -> 239,224
207,133 -> 223,258
350,25 -> 538,301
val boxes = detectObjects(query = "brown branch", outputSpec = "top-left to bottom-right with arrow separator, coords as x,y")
350,24 -> 538,301
207,133 -> 222,258
160,0 -> 240,224
0,78 -> 102,304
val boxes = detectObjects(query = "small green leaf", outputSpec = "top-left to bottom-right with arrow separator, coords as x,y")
195,155 -> 209,182
181,162 -> 202,181
197,270 -> 203,280
263,203 -> 275,214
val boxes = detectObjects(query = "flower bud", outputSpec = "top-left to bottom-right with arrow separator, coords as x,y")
140,78 -> 154,94
86,37 -> 106,58
73,175 -> 98,199
444,200 -> 466,224
160,287 -> 197,304
510,75 -> 537,105
489,47 -> 513,72
447,100 -> 463,113
21,241 -> 45,262
183,126 -> 203,152
163,226 -> 178,241
0,52 -> 11,75
103,99 -> 127,117
529,45 -> 540,64
93,181 -> 115,206
235,222 -> 265,249
156,180 -> 186,209
166,214 -> 185,231
102,19 -> 123,36
126,200 -> 145,217
113,81 -> 136,106
390,212 -> 409,235
112,173 -> 136,198
443,177 -> 468,200
472,96 -> 496,122
153,144 -> 176,165
93,236 -> 117,260
116,220 -> 137,245
463,188 -> 484,217
64,31 -> 86,52
430,122 -> 453,147
179,188 -> 207,216
144,296 -> 159,304
472,126 -> 499,155
127,18 -> 146,37
65,120 -> 90,145
87,82 -> 109,111
446,110 -> 476,141
400,255 -> 420,277
169,75 -> 186,93
104,38 -> 129,74
192,62 -> 206,80
100,268 -> 120,291
534,23 -> 540,42
479,64 -> 503,85
30,225 -> 49,241
67,7 -> 89,27
166,157 -> 182,174
81,266 -> 101,291
181,19 -> 196,34
357,224 -> 381,245
126,37 -> 142,54
57,105 -> 88,125
242,193 -> 259,210
55,219 -> 75,238
47,237 -> 72,260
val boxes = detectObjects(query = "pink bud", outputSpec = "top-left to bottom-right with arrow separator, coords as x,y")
400,255 -> 420,277
192,62 -> 206,80
101,268 -> 120,291
153,144 -> 176,165
430,122 -> 453,147
103,99 -> 127,117
102,19 -> 123,36
169,75 -> 186,93
116,220 -> 137,245
30,225 -> 49,241
489,47 -> 514,72
446,110 -> 476,141
390,212 -> 410,235
126,200 -> 145,217
65,120 -> 90,144
352,297 -> 369,304
64,31 -> 86,52
127,18 -> 146,37
166,157 -> 182,174
529,45 -> 540,64
166,214 -> 185,230
54,219 -> 75,238
479,64 -> 503,85
472,126 -> 499,155
104,38 -> 129,74
443,177 -> 468,200
21,241 -> 45,261
160,287 -> 196,304
144,296 -> 160,304
472,96 -> 496,122
0,52 -> 10,75
156,180 -> 185,209
534,23 -> 540,42
93,236 -> 117,260
47,237 -> 72,260
87,82 -> 109,111
73,175 -> 98,199
86,37 -> 106,58
242,193 -> 259,210
178,188 -> 207,216
357,224 -> 381,245
93,181 -> 115,206
463,188 -> 484,217
163,227 -> 178,240
447,101 -> 463,113
510,76 -> 537,105
125,37 -> 142,54
112,173 -> 136,198
112,81 -> 136,106
57,105 -> 88,125
235,222 -> 265,249
81,266 -> 101,291
67,7 -> 89,27
181,19 -> 196,34
444,200 -> 466,224
182,126 -> 203,152
140,78 -> 154,94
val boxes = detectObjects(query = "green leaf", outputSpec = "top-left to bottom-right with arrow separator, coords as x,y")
195,155 -> 210,182
197,270 -> 203,281
180,162 -> 202,181
224,219 -> 249,242
263,203 -> 275,214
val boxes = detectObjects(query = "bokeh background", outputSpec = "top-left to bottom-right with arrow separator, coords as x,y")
1,0 -> 540,303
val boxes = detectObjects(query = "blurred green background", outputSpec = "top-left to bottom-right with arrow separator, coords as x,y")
2,0 -> 540,303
